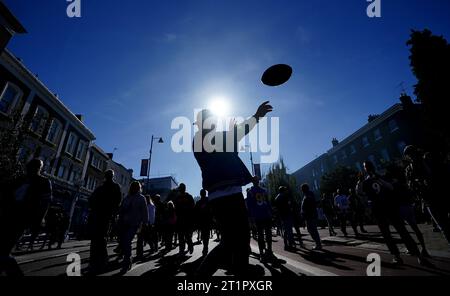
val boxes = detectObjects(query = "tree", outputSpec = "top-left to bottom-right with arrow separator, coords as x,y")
320,166 -> 358,196
264,158 -> 301,204
407,29 -> 450,149
0,111 -> 31,189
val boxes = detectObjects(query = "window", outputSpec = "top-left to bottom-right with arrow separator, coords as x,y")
29,106 -> 49,136
397,141 -> 407,154
87,176 -> 98,191
389,119 -> 399,133
381,149 -> 390,162
46,119 -> 62,144
341,150 -> 347,159
75,140 -> 88,160
374,128 -> 382,141
312,169 -> 316,177
0,82 -> 22,114
333,155 -> 338,164
314,180 -> 319,191
320,162 -> 325,173
65,132 -> 78,155
42,157 -> 53,174
368,155 -> 377,169
57,165 -> 67,179
350,145 -> 356,154
362,136 -> 370,148
92,155 -> 99,168
69,169 -> 81,183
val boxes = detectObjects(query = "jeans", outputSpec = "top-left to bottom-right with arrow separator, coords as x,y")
281,216 -> 295,248
306,218 -> 322,246
372,202 -> 419,256
89,218 -> 110,270
119,224 -> 139,267
255,219 -> 272,254
196,193 -> 249,276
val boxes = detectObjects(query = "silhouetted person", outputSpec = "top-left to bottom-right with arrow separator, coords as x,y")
274,186 -> 295,251
362,160 -> 429,266
87,169 -> 122,274
0,159 -> 52,276
118,181 -> 148,273
404,145 -> 450,245
348,188 -> 366,234
163,201 -> 177,251
246,177 -> 274,261
334,189 -> 358,237
195,189 -> 213,256
136,195 -> 156,259
193,101 -> 272,276
320,193 -> 337,236
301,184 -> 322,250
173,183 -> 195,255
41,203 -> 68,250
385,164 -> 430,258
152,194 -> 164,249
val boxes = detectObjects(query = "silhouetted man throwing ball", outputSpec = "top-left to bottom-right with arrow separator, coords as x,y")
193,101 -> 272,276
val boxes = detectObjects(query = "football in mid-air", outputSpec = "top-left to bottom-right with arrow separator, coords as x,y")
261,64 -> 293,87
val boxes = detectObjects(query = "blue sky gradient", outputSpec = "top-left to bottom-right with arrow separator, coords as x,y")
5,0 -> 450,196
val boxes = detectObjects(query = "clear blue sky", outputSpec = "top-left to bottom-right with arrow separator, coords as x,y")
5,0 -> 450,196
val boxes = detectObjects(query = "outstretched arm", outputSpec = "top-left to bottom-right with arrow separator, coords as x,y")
235,101 -> 273,142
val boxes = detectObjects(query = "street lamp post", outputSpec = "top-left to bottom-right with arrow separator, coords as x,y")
146,135 -> 163,193
243,144 -> 254,176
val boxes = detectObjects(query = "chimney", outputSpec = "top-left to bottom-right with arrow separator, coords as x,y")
400,93 -> 414,108
75,114 -> 83,122
106,153 -> 113,160
332,138 -> 339,147
368,114 -> 379,123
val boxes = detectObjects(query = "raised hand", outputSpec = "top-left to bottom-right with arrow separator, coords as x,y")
254,101 -> 273,120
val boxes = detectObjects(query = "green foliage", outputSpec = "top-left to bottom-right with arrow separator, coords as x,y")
264,158 -> 301,204
0,111 -> 30,186
407,29 -> 450,148
320,165 -> 358,196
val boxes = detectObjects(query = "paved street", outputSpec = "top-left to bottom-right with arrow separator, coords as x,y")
10,223 -> 450,277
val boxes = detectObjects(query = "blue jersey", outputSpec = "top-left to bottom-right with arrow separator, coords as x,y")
246,186 -> 271,221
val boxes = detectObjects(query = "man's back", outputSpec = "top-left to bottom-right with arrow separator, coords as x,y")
90,180 -> 121,219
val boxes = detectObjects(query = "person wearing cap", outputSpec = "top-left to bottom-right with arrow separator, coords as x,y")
193,101 -> 272,276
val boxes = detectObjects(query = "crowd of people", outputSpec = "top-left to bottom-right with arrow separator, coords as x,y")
0,101 -> 449,277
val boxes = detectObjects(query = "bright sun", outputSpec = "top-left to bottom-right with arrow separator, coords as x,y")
208,97 -> 230,118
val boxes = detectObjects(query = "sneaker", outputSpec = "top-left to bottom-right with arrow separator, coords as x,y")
312,245 -> 322,251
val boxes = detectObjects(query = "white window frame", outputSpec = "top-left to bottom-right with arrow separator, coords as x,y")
46,118 -> 62,144
75,140 -> 88,161
29,105 -> 49,136
0,82 -> 23,115
362,136 -> 370,148
57,164 -> 66,179
65,132 -> 78,156
389,119 -> 399,133
374,128 -> 382,141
